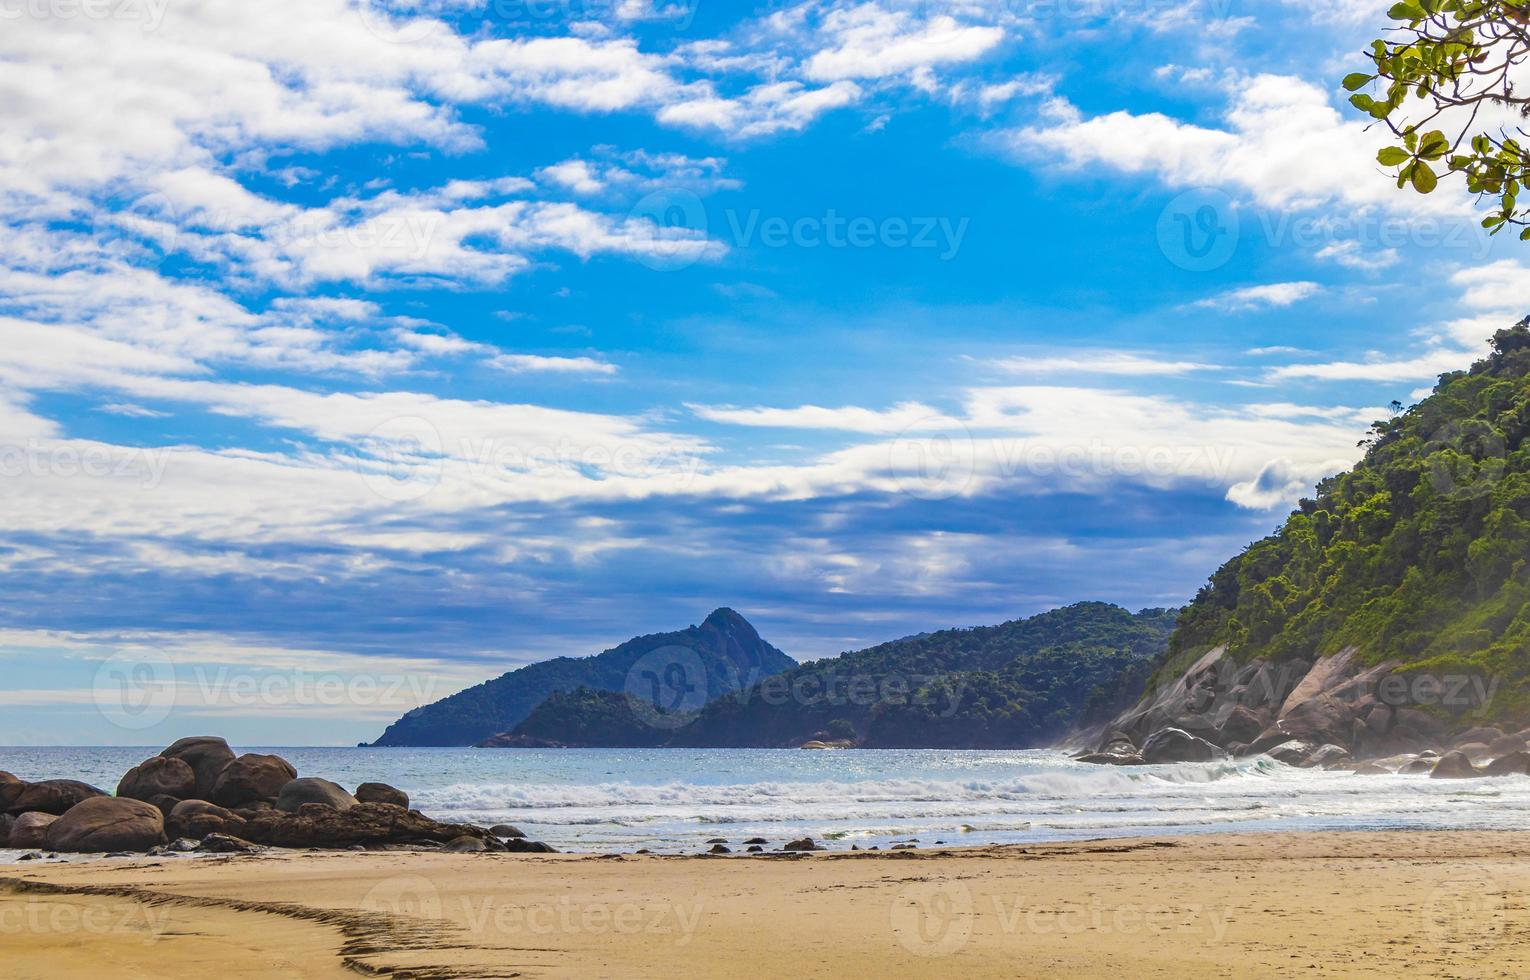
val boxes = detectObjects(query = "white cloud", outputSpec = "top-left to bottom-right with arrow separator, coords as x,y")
490,354 -> 619,375
1008,73 -> 1467,216
803,6 -> 1005,82
539,159 -> 606,195
1265,260 -> 1527,383
1316,241 -> 1401,271
988,352 -> 1220,376
689,401 -> 956,433
660,80 -> 863,138
1188,281 -> 1321,312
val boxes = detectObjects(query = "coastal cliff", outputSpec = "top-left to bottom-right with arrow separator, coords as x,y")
1081,322 -> 1530,773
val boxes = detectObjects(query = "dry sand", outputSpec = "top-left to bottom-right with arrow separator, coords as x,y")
2,831 -> 1528,978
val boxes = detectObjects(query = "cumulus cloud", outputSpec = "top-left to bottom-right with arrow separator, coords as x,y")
802,5 -> 1005,81
1007,73 -> 1468,216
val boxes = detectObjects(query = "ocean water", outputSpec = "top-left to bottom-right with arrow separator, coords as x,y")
6,746 -> 1530,860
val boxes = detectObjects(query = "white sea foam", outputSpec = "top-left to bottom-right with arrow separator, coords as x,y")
8,746 -> 1530,857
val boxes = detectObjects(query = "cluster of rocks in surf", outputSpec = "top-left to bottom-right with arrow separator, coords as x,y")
1074,647 -> 1530,779
1,736 -> 556,857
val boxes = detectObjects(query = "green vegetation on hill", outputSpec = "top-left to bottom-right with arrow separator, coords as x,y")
670,603 -> 1178,748
1159,324 -> 1530,718
511,688 -> 683,747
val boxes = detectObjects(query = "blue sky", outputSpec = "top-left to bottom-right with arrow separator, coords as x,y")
2,0 -> 1525,744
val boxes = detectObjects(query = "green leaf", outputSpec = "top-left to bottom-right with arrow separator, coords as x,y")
1419,130 -> 1450,160
1520,226 -> 1530,241
1378,147 -> 1412,166
1411,162 -> 1438,193
1343,73 -> 1373,92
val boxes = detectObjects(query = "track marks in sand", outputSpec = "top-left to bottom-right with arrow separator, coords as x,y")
0,877 -> 521,979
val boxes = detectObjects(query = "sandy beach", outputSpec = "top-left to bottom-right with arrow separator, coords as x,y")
2,831 -> 1526,978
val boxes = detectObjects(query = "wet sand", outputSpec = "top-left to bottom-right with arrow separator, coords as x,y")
2,831 -> 1527,978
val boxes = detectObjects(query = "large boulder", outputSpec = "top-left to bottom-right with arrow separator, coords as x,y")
1214,705 -> 1270,745
210,754 -> 297,808
6,779 -> 107,816
1142,728 -> 1222,764
1484,752 -> 1530,777
44,797 -> 166,853
1075,752 -> 1146,766
167,800 -> 248,840
276,778 -> 357,814
355,783 -> 409,809
1430,751 -> 1484,779
1456,742 -> 1494,763
1266,740 -> 1320,767
1078,733 -> 1144,766
1306,744 -> 1353,770
0,772 -> 25,812
146,795 -> 182,820
8,812 -> 57,848
117,756 -> 196,802
1457,727 -> 1505,747
198,833 -> 259,854
1488,733 -> 1529,757
160,737 -> 237,799
1109,647 -> 1231,742
1259,651 -> 1399,751
237,802 -> 491,849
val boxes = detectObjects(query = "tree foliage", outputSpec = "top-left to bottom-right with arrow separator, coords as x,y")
670,603 -> 1179,749
1158,322 -> 1530,720
1347,1 -> 1530,234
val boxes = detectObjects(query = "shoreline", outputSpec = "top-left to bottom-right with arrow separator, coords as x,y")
5,830 -> 1529,977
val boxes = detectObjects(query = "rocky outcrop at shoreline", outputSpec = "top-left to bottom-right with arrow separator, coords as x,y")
1075,646 -> 1530,779
3,737 -> 539,857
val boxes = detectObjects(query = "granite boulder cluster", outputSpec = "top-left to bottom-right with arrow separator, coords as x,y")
1076,648 -> 1530,779
2,736 -> 534,855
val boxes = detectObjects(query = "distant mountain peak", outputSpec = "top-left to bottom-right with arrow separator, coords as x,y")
703,607 -> 757,633
368,609 -> 795,746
